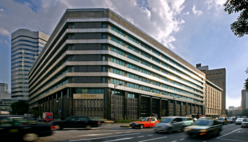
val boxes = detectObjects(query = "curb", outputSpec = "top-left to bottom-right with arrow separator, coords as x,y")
120,125 -> 131,127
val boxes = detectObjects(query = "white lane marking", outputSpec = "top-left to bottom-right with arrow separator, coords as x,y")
70,133 -> 140,142
138,136 -> 167,142
171,141 -> 177,142
115,132 -> 122,134
68,130 -> 78,131
138,135 -> 144,137
148,134 -> 153,136
216,128 -> 241,139
103,137 -> 133,142
180,138 -> 184,140
78,133 -> 111,137
217,138 -> 248,142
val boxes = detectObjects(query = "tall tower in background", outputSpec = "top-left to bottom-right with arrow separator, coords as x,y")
197,63 -> 226,115
11,29 -> 49,100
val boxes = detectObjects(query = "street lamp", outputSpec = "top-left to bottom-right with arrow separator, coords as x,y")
113,83 -> 122,120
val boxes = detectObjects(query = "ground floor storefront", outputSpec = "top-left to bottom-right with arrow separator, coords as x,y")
30,88 -> 204,120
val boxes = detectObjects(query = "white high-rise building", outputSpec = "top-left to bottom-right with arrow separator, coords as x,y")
11,29 -> 49,100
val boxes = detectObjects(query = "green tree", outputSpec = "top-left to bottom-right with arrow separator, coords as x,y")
11,101 -> 29,115
245,78 -> 248,91
29,108 -> 42,119
224,0 -> 248,37
240,109 -> 248,117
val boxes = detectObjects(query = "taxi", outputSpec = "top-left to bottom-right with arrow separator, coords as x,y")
130,117 -> 159,129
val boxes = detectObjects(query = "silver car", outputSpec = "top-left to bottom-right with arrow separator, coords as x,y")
235,118 -> 244,125
241,118 -> 248,128
154,117 -> 185,134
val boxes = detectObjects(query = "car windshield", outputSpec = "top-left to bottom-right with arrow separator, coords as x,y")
194,120 -> 211,126
237,118 -> 243,121
227,118 -> 232,120
160,118 -> 173,123
140,118 -> 147,121
46,116 -> 53,119
218,118 -> 224,120
243,119 -> 248,122
182,118 -> 187,121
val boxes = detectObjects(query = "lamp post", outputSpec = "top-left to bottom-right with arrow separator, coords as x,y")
113,83 -> 122,120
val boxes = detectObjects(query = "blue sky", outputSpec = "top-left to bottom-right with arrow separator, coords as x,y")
0,0 -> 247,108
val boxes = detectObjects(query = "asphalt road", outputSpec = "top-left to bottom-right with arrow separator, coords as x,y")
37,123 -> 248,142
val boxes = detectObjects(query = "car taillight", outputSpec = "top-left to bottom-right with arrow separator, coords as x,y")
51,126 -> 56,130
98,121 -> 101,124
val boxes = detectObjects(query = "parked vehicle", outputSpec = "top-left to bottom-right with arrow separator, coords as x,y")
184,119 -> 222,138
130,117 -> 159,129
0,115 -> 55,141
154,117 -> 185,133
182,117 -> 194,126
241,118 -> 248,128
52,116 -> 104,130
217,118 -> 228,125
198,117 -> 211,120
42,112 -> 53,122
235,118 -> 244,125
227,118 -> 234,123
0,111 -> 9,115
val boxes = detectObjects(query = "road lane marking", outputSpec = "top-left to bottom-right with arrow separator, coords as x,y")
115,132 -> 123,134
70,133 -> 140,142
138,136 -> 167,142
180,138 -> 184,140
171,141 -> 177,142
103,137 -> 133,142
78,133 -> 111,137
217,138 -> 248,142
216,128 -> 241,139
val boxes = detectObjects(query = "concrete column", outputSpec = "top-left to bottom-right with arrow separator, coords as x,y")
167,100 -> 170,116
158,99 -> 162,119
174,101 -> 176,116
124,92 -> 128,118
180,102 -> 182,116
149,97 -> 152,116
138,94 -> 141,119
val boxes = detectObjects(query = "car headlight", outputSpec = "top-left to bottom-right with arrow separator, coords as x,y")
184,129 -> 191,131
200,130 -> 208,132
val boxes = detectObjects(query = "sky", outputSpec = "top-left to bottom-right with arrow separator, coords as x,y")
0,0 -> 247,109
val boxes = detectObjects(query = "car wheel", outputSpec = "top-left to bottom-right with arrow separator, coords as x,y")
132,126 -> 135,129
85,125 -> 91,130
167,127 -> 172,134
180,126 -> 184,132
23,133 -> 38,142
140,125 -> 144,129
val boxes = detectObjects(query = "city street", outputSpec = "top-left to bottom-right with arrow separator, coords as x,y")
37,124 -> 248,142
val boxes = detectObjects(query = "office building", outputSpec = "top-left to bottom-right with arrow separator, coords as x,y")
28,8 -> 206,120
242,90 -> 248,110
11,29 -> 49,100
0,83 -> 8,93
229,106 -> 234,111
197,64 -> 226,115
205,80 -> 222,117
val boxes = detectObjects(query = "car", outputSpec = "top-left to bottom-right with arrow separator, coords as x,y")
198,117 -> 211,120
154,117 -> 185,133
184,119 -> 222,138
130,117 -> 159,129
0,115 -> 54,142
235,118 -> 244,125
227,118 -> 234,123
52,116 -> 104,130
241,118 -> 248,128
182,117 -> 194,126
217,118 -> 228,125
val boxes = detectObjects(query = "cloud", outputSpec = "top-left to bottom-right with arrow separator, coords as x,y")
206,0 -> 226,10
0,0 -> 186,49
0,28 -> 10,36
183,11 -> 189,15
0,8 -> 4,11
192,5 -> 203,16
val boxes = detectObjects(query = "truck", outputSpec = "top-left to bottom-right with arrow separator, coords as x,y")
42,112 -> 53,122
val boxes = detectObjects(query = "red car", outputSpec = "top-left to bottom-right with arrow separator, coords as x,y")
43,112 -> 54,122
130,117 -> 160,129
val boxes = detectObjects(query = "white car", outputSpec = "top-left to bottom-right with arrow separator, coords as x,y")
241,118 -> 248,128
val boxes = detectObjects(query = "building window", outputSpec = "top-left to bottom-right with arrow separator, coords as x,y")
102,56 -> 106,61
72,67 -> 74,72
141,86 -> 151,92
71,56 -> 74,61
102,77 -> 105,83
72,46 -> 74,50
128,93 -> 135,98
102,45 -> 106,50
102,66 -> 106,72
102,34 -> 106,39
127,83 -> 139,89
